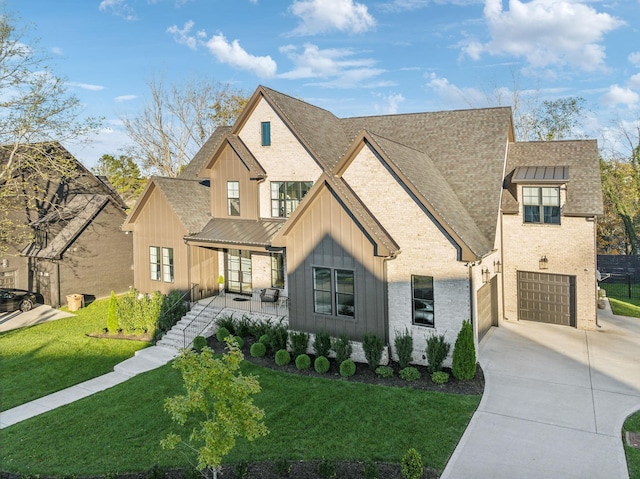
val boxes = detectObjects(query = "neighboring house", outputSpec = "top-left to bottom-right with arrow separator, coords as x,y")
0,142 -> 134,308
123,86 -> 603,362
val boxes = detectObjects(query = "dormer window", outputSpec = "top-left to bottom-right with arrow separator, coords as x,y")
523,187 -> 560,224
261,121 -> 271,146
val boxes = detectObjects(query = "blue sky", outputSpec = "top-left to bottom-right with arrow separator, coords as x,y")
13,0 -> 640,169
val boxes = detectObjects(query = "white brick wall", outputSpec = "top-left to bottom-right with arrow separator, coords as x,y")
237,98 -> 322,219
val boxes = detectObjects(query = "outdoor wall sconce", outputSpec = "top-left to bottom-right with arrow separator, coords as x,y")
539,256 -> 549,270
1,259 -> 7,268
482,267 -> 490,283
494,260 -> 502,274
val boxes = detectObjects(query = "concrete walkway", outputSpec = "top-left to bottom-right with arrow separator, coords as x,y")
0,304 -> 75,332
0,345 -> 178,429
442,302 -> 640,479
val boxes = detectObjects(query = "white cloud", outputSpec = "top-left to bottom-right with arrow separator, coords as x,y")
167,21 -> 198,50
375,93 -> 405,114
464,0 -> 624,72
380,0 -> 481,11
98,0 -> 137,21
114,95 -> 137,102
204,33 -> 277,78
67,82 -> 105,91
600,84 -> 639,108
425,73 -> 489,108
629,74 -> 640,90
629,52 -> 640,66
289,0 -> 376,35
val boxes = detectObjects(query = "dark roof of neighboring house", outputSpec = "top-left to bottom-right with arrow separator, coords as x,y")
186,218 -> 285,247
179,126 -> 231,180
504,141 -> 603,216
22,194 -> 109,259
151,177 -> 212,234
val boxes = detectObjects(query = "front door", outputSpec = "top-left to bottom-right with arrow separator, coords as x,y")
226,249 -> 252,294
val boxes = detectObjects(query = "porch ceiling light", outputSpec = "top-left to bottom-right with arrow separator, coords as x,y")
539,256 -> 549,270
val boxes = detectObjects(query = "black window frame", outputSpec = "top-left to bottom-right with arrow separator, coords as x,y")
271,253 -> 285,289
523,186 -> 560,225
270,181 -> 313,217
412,274 -> 434,327
312,266 -> 355,319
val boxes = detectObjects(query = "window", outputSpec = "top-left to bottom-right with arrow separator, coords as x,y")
261,121 -> 271,146
227,181 -> 240,216
523,187 -> 560,224
271,253 -> 284,289
150,246 -> 161,281
313,267 -> 355,318
162,247 -> 174,283
271,181 -> 313,217
412,275 -> 434,327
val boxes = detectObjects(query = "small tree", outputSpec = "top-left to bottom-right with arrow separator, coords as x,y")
451,320 -> 477,381
401,448 -> 423,479
162,337 -> 269,479
106,291 -> 118,333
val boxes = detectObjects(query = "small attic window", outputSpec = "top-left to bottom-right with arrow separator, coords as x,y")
261,121 -> 271,146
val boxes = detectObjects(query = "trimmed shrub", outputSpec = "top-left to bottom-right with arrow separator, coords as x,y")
399,367 -> 421,381
431,371 -> 450,384
363,333 -> 384,370
289,331 -> 310,358
275,349 -> 291,366
364,461 -> 379,479
216,315 -> 236,335
452,320 -> 477,381
272,458 -> 291,476
192,335 -> 207,351
332,335 -> 352,365
318,457 -> 336,478
249,318 -> 273,339
401,448 -> 423,479
235,315 -> 253,338
269,321 -> 289,352
313,330 -> 332,358
107,291 -> 118,333
216,327 -> 231,342
295,354 -> 311,370
314,356 -> 330,374
339,359 -> 356,377
233,336 -> 244,349
259,334 -> 271,346
426,333 -> 451,374
250,342 -> 266,358
394,328 -> 413,369
375,365 -> 394,378
157,290 -> 187,336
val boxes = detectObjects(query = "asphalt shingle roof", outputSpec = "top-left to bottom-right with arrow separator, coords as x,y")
152,177 -> 211,234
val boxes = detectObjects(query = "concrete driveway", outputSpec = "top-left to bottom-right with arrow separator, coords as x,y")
0,304 -> 75,332
442,302 -> 640,479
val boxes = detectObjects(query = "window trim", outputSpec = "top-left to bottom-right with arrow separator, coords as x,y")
312,266 -> 355,319
523,186 -> 561,225
412,274 -> 434,327
150,246 -> 161,282
271,253 -> 285,289
227,181 -> 240,217
270,181 -> 313,218
162,247 -> 174,283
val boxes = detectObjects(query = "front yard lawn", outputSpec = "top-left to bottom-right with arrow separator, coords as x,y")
0,298 -> 150,411
625,411 -> 640,479
0,361 -> 480,476
608,297 -> 640,318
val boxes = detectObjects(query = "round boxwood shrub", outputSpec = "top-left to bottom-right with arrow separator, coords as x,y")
339,359 -> 356,377
375,366 -> 394,378
232,336 -> 244,349
295,354 -> 311,370
259,334 -> 270,346
216,327 -> 230,342
192,335 -> 207,351
431,371 -> 450,384
314,355 -> 330,374
399,366 -> 421,381
275,349 -> 291,366
250,341 -> 266,358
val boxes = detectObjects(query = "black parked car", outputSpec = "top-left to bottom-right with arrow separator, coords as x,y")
0,288 -> 37,313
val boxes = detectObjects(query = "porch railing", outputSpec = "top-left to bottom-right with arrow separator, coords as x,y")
183,294 -> 220,349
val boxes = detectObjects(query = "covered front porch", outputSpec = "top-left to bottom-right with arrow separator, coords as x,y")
195,290 -> 289,319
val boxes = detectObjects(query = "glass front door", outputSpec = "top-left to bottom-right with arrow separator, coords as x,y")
226,249 -> 252,294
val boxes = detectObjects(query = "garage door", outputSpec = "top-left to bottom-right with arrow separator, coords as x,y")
517,271 -> 576,327
0,270 -> 15,288
477,275 -> 498,341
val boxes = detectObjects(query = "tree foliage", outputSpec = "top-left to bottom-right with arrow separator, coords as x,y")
514,95 -> 586,142
162,337 -> 268,479
92,154 -> 146,206
0,9 -> 101,254
121,75 -> 249,177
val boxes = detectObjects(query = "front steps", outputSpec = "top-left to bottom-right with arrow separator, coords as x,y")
156,302 -> 222,351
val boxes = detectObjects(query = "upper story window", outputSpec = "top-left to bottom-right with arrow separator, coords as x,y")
261,122 -> 271,146
412,274 -> 434,327
523,186 -> 560,224
227,181 -> 240,216
271,181 -> 313,217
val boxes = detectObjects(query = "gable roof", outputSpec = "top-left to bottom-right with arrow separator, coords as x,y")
179,126 -> 231,180
503,141 -> 603,216
22,194 -> 109,259
123,177 -> 211,234
198,132 -> 267,179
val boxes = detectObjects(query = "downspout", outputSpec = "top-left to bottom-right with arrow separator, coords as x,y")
468,262 -> 475,343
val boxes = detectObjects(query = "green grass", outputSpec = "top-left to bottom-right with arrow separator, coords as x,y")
608,297 -> 640,318
624,411 -> 640,479
0,298 -> 150,411
0,361 -> 480,476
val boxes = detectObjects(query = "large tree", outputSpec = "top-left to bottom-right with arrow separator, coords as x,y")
121,76 -> 249,177
92,154 -> 146,206
0,9 -> 101,254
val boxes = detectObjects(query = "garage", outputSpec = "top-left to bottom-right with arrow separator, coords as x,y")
517,271 -> 576,327
477,275 -> 498,341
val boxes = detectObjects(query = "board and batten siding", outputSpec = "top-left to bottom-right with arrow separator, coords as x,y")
189,245 -> 219,299
210,144 -> 259,220
130,186 -> 190,295
284,187 -> 387,341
